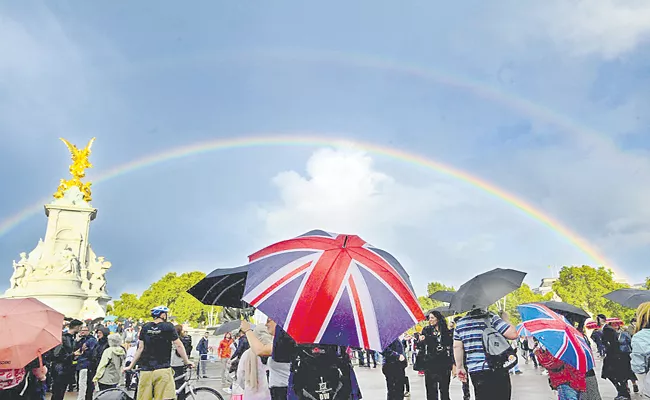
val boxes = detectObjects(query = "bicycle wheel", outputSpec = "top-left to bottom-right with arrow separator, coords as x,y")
186,387 -> 225,400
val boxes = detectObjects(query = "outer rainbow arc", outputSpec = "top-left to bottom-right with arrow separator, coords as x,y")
0,134 -> 619,278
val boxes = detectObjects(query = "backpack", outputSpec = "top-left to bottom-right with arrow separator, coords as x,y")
482,317 -> 518,371
291,345 -> 352,400
175,335 -> 193,358
618,331 -> 632,353
0,369 -> 26,390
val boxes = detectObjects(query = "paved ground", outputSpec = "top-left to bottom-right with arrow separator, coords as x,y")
52,356 -> 644,399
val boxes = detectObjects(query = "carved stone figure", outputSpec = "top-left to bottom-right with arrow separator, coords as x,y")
56,246 -> 80,277
88,256 -> 110,294
9,253 -> 29,289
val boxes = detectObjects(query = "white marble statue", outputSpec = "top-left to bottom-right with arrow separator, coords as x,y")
56,246 -> 81,278
9,253 -> 29,289
89,256 -> 110,294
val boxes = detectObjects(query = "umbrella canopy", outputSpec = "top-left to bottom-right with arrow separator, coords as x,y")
516,322 -> 532,337
585,317 -> 624,330
241,230 -> 425,351
424,305 -> 457,318
103,315 -> 117,322
604,288 -> 650,309
449,268 -> 527,313
429,290 -> 454,303
0,298 -> 65,369
518,303 -> 594,374
214,320 -> 251,336
538,301 -> 590,320
188,265 -> 250,308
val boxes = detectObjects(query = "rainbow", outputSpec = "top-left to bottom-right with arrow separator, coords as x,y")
0,134 -> 617,277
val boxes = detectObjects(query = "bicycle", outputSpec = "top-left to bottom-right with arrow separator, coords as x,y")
94,367 -> 224,400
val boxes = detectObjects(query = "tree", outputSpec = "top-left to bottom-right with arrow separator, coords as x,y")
425,281 -> 456,309
645,276 -> 650,290
418,296 -> 435,313
494,283 -> 552,324
112,271 -> 222,326
552,265 -> 634,321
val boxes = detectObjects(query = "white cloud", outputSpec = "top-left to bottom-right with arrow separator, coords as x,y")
528,0 -> 650,59
255,147 -> 457,245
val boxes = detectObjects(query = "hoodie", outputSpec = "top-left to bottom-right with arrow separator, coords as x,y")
631,328 -> 650,374
93,346 -> 126,385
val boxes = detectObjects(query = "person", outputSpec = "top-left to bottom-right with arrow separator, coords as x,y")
631,302 -> 650,398
235,324 -> 272,400
218,332 -> 235,390
125,344 -> 138,389
499,311 -> 523,376
599,314 -> 632,399
124,306 -> 193,400
170,325 -> 193,400
615,322 -> 639,394
381,338 -> 407,400
196,332 -> 210,379
0,357 -> 48,400
452,315 -> 471,400
93,333 -> 125,390
420,311 -> 454,400
73,325 -> 97,400
530,336 -> 586,399
628,318 -> 637,337
241,319 -> 290,400
453,308 -> 518,400
590,325 -> 605,358
51,319 -> 82,400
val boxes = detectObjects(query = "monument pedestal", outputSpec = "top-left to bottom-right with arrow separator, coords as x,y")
3,187 -> 112,319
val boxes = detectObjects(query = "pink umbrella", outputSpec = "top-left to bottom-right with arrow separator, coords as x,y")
0,298 -> 64,369
585,317 -> 624,330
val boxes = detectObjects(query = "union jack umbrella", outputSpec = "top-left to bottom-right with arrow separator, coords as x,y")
241,230 -> 425,351
517,303 -> 594,373
515,322 -> 532,337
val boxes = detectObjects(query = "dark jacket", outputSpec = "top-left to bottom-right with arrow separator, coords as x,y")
197,337 -> 209,355
382,339 -> 405,365
75,335 -> 97,371
230,336 -> 249,361
419,325 -> 454,373
92,332 -> 110,370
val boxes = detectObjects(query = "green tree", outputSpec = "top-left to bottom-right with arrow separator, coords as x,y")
493,283 -> 552,324
425,281 -> 456,309
418,296 -> 435,313
113,271 -> 222,326
645,276 -> 650,290
552,265 -> 634,321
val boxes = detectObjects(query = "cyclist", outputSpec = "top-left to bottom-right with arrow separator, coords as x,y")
124,306 -> 193,400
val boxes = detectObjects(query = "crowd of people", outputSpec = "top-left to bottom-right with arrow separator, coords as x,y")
1,301 -> 649,400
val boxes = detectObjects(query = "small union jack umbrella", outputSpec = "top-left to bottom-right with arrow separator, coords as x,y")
241,230 -> 425,351
517,303 -> 595,373
515,322 -> 532,337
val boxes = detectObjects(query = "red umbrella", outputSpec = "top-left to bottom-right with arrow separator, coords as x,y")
0,298 -> 64,368
585,317 -> 624,330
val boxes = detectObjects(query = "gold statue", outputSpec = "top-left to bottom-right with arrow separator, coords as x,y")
53,138 -> 96,202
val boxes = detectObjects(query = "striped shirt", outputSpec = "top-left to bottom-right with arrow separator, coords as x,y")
453,314 -> 511,373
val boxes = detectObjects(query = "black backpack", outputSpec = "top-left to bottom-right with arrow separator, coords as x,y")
175,335 -> 193,358
291,345 -> 352,400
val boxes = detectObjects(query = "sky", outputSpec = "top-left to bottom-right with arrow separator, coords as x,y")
1,1 -> 649,298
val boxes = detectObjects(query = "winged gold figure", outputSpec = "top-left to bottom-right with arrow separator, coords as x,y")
53,138 -> 96,202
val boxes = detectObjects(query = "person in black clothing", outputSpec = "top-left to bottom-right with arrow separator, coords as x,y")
51,320 -> 82,400
382,338 -> 408,400
420,311 -> 454,400
599,314 -> 632,399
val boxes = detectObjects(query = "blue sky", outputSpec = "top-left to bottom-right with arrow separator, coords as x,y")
1,1 -> 650,297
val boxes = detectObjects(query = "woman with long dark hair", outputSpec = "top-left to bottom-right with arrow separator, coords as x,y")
419,311 -> 454,400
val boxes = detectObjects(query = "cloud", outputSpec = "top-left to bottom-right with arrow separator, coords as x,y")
254,146 -> 457,245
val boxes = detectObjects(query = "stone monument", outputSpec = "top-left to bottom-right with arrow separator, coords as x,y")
4,138 -> 112,319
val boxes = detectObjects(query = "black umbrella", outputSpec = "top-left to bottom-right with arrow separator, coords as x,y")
214,320 -> 251,336
425,305 -> 457,318
604,288 -> 650,309
539,301 -> 590,319
449,268 -> 527,313
429,290 -> 454,303
187,265 -> 249,308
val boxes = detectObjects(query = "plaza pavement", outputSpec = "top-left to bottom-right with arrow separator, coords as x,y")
52,355 -> 640,399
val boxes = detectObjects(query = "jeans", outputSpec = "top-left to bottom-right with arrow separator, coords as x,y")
220,358 -> 231,386
270,386 -> 288,400
557,383 -> 582,400
470,369 -> 511,400
424,370 -> 451,400
366,350 -> 377,367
